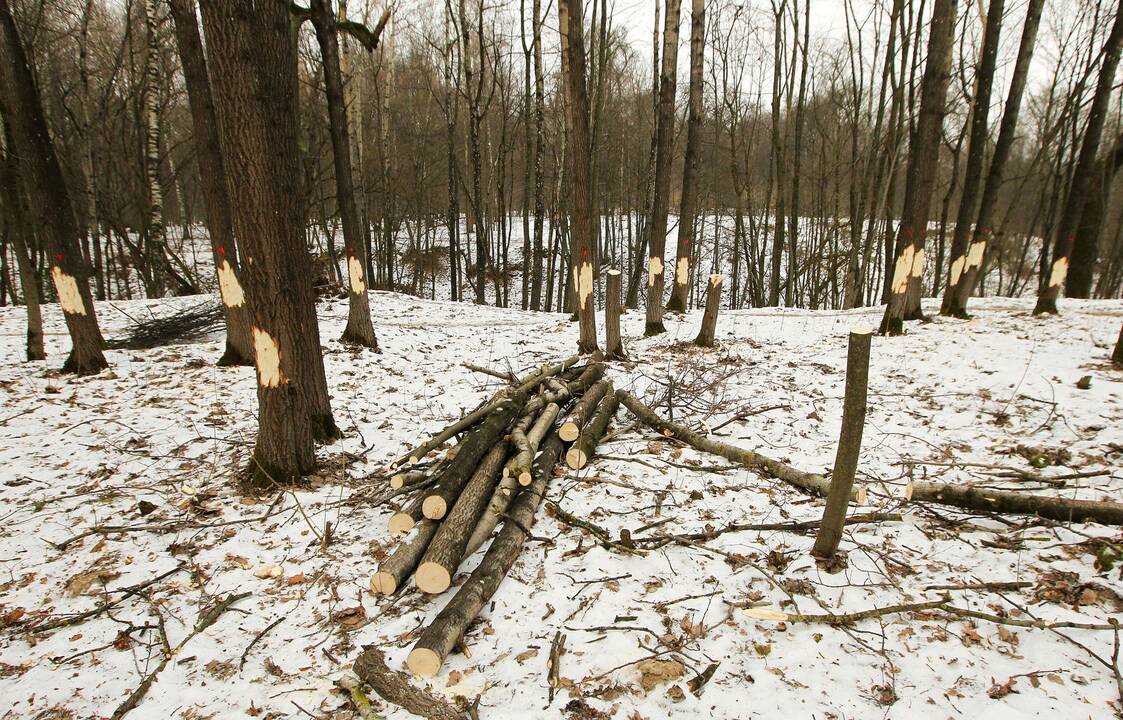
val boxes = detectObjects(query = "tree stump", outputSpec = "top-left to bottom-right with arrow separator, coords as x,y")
605,268 -> 627,360
694,274 -> 723,347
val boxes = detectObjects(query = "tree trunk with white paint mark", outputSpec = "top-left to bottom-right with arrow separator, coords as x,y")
416,441 -> 510,594
558,0 -> 598,353
198,0 -> 339,486
558,379 -> 610,443
666,0 -> 704,313
406,431 -> 564,677
943,0 -> 1042,318
565,390 -> 618,469
0,0 -> 107,374
693,274 -> 722,348
644,0 -> 680,335
309,0 -> 379,349
1033,5 -> 1123,315
812,328 -> 872,559
878,0 -> 957,335
605,268 -> 627,360
167,0 -> 254,367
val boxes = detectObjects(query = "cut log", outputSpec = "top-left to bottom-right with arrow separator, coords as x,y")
605,268 -> 628,360
352,646 -> 466,720
388,494 -> 425,536
617,390 -> 862,501
390,468 -> 430,490
905,481 -> 1123,526
507,402 -> 561,486
558,379 -> 611,443
406,431 -> 565,677
393,356 -> 578,466
525,358 -> 605,415
421,393 -> 525,521
371,519 -> 440,595
693,274 -> 723,347
416,441 -> 510,594
565,387 -> 619,469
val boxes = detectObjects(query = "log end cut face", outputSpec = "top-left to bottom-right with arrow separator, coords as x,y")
388,512 -> 416,535
370,571 -> 397,596
406,647 -> 442,678
422,495 -> 448,520
415,562 -> 451,595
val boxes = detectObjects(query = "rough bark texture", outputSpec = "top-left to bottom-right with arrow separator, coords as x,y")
693,274 -> 722,347
371,518 -> 439,595
939,0 -> 1004,317
812,328 -> 872,559
352,646 -> 466,720
309,0 -> 378,348
1067,132 -> 1123,298
644,0 -> 681,336
416,441 -> 510,593
0,0 -> 107,374
198,0 -> 339,487
879,0 -> 958,335
558,0 -> 598,353
406,432 -> 564,677
667,0 -> 705,313
605,268 -> 627,360
167,0 -> 254,366
906,481 -> 1123,526
558,379 -> 611,442
0,137 -> 44,360
565,390 -> 619,469
141,0 -> 172,298
945,0 -> 1043,316
1034,5 -> 1123,315
506,403 -> 558,485
1114,324 -> 1123,366
618,390 -> 863,501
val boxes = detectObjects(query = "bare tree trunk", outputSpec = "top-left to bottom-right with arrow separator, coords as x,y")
529,0 -> 546,310
879,0 -> 958,335
605,267 -> 627,360
693,274 -> 722,347
0,135 -> 43,360
1113,323 -> 1123,366
558,0 -> 599,353
1034,5 -> 1123,315
309,0 -> 379,349
666,0 -> 704,313
141,0 -> 172,297
0,0 -> 107,374
168,0 -> 254,366
198,0 -> 340,487
644,0 -> 680,335
1067,132 -> 1123,298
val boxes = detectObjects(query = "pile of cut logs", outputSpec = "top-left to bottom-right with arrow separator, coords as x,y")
367,355 -> 620,677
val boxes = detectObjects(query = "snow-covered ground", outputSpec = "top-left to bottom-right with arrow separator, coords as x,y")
1,291 -> 1121,719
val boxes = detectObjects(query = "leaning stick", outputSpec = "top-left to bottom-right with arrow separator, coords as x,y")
371,519 -> 441,595
905,481 -> 1123,526
416,442 -> 510,594
565,388 -> 620,469
407,432 -> 566,677
558,379 -> 611,443
617,390 -> 863,502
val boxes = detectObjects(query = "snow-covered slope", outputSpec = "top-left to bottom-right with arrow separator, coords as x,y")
0,292 -> 1121,719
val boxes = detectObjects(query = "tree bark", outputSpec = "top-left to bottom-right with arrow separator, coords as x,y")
666,0 -> 705,313
693,274 -> 722,347
0,134 -> 44,360
1113,323 -> 1123,366
167,0 -> 254,366
529,0 -> 546,310
141,0 -> 172,298
371,518 -> 440,595
1034,5 -> 1123,315
906,481 -> 1123,526
1067,132 -> 1123,298
352,646 -> 466,720
811,328 -> 872,559
605,268 -> 627,360
565,390 -> 619,469
198,0 -> 339,487
0,0 -> 107,374
558,379 -> 611,442
879,0 -> 958,335
644,0 -> 681,335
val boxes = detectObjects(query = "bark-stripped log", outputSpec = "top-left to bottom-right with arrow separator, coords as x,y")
370,519 -> 440,595
416,441 -> 510,594
421,394 -> 525,520
406,432 -> 565,677
558,379 -> 611,442
618,390 -> 863,501
693,274 -> 722,348
393,355 -> 578,466
506,403 -> 560,486
905,482 -> 1123,526
605,268 -> 628,360
565,388 -> 619,469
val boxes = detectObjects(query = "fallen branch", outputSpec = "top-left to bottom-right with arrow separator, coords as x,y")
632,512 -> 901,548
352,645 -> 466,720
906,481 -> 1123,526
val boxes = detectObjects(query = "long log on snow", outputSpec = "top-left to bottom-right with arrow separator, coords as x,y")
566,387 -> 619,469
617,390 -> 863,502
557,379 -> 611,444
371,519 -> 440,595
906,481 -> 1123,526
504,403 -> 561,488
416,441 -> 511,594
420,393 -> 525,521
392,356 -> 578,466
407,432 -> 566,677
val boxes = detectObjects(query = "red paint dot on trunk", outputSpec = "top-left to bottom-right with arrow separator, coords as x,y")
217,246 -> 226,255
55,253 -> 64,261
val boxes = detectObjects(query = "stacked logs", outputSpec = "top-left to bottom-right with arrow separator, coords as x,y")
365,355 -> 624,677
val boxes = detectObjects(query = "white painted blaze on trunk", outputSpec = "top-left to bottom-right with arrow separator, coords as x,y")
647,256 -> 663,287
948,255 -> 967,286
890,245 -> 915,295
676,256 -> 690,286
911,247 -> 925,278
216,260 -> 245,308
1048,256 -> 1069,288
576,261 -> 593,308
50,266 -> 87,316
252,327 -> 286,388
965,239 -> 986,270
348,256 -> 366,295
